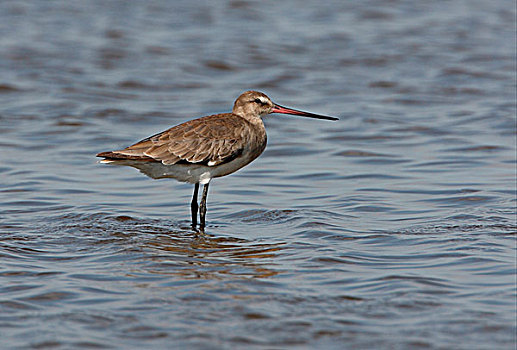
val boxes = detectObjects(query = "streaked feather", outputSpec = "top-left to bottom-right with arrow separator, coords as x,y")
97,113 -> 259,167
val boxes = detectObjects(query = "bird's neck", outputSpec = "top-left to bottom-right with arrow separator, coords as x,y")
232,110 -> 264,126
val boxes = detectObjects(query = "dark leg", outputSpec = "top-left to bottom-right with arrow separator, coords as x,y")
191,183 -> 199,229
199,183 -> 210,231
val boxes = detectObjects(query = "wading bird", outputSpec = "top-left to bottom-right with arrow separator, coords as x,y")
97,91 -> 338,231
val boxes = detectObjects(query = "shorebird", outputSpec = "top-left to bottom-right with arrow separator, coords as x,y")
97,91 -> 338,231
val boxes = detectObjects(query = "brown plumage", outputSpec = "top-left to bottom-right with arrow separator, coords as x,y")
97,90 -> 338,231
98,113 -> 262,167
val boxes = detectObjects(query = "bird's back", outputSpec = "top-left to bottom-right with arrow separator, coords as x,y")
97,113 -> 267,170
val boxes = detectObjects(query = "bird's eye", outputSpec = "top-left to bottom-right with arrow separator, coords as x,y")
253,98 -> 265,105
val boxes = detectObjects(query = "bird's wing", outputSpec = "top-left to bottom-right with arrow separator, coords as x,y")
98,114 -> 250,166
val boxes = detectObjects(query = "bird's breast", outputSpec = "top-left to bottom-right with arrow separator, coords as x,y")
243,121 -> 267,162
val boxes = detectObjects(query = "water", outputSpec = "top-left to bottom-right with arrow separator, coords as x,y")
1,1 -> 515,349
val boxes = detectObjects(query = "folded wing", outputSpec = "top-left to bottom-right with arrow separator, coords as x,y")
97,113 -> 249,166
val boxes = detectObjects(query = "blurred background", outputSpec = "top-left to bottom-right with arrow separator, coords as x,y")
0,1 -> 515,349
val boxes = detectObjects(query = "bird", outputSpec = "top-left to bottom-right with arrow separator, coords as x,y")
97,90 -> 338,231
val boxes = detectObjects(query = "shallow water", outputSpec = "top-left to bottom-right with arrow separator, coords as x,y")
1,1 -> 516,349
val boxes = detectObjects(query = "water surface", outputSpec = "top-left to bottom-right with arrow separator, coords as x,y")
1,1 -> 516,349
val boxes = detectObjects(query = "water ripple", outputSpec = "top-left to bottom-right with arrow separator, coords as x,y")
0,0 -> 515,349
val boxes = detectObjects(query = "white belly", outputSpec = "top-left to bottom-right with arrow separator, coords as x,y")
101,147 -> 262,184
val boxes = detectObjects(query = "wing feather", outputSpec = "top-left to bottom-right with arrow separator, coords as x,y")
97,113 -> 252,166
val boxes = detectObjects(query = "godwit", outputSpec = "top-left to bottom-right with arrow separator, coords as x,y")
97,91 -> 338,231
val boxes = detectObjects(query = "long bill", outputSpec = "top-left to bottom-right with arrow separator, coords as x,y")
271,104 -> 339,121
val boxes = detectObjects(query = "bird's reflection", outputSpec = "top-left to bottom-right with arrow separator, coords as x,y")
126,224 -> 285,280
